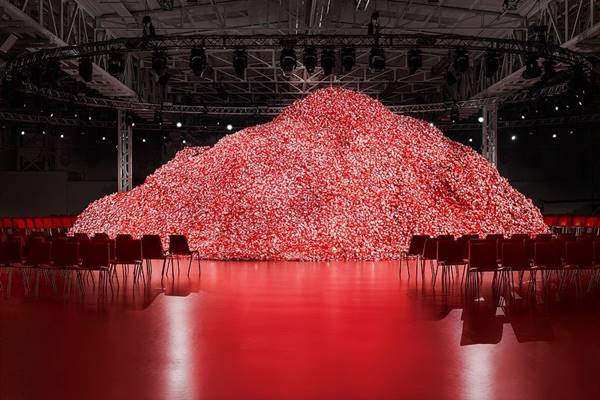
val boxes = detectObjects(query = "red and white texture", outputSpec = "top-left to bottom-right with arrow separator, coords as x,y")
72,88 -> 548,260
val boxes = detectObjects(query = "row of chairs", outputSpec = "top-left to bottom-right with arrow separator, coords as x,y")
402,233 -> 600,299
0,233 -> 200,296
0,216 -> 77,233
544,215 -> 600,234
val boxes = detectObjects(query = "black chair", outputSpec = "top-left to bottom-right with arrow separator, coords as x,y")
141,234 -> 166,276
168,235 -> 200,276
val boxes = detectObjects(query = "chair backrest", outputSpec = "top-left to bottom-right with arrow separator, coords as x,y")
81,241 -> 110,270
565,240 -> 594,267
25,241 -> 52,265
116,233 -> 133,242
0,240 -> 22,264
421,238 -> 438,260
141,235 -> 164,259
485,233 -> 504,241
93,233 -> 109,241
501,241 -> 530,269
52,241 -> 80,267
436,234 -> 454,241
593,241 -> 600,264
468,240 -> 498,270
510,234 -> 529,241
436,239 -> 463,265
115,239 -> 142,263
169,235 -> 192,255
406,235 -> 429,256
74,233 -> 90,241
534,240 -> 563,269
535,233 -> 553,241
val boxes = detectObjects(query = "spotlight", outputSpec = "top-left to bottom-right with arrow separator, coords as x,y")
142,15 -> 155,38
341,47 -> 356,72
555,105 -> 559,111
542,58 -> 555,81
226,124 -> 233,131
232,49 -> 248,77
88,116 -> 92,120
511,135 -> 517,141
280,46 -> 297,73
176,121 -> 182,128
552,133 -> 557,138
44,58 -> 61,87
101,136 -> 106,141
407,49 -> 422,74
182,139 -> 187,144
152,50 -> 168,76
108,50 -> 124,76
445,71 -> 457,86
321,47 -> 335,76
20,130 -> 25,135
59,133 -> 64,139
522,53 -> 541,79
50,113 -> 54,118
468,138 -> 473,143
302,46 -> 317,73
190,48 -> 207,76
484,50 -> 499,78
142,137 -> 147,143
478,116 -> 484,123
521,114 -> 525,119
368,47 -> 385,72
42,130 -> 46,135
453,48 -> 469,73
79,57 -> 93,82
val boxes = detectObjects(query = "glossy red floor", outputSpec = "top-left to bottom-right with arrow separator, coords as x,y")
2,260 -> 600,399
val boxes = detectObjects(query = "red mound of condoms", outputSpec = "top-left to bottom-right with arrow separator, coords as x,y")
72,88 -> 548,260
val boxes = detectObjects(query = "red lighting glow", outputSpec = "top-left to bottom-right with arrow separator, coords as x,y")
72,88 -> 547,260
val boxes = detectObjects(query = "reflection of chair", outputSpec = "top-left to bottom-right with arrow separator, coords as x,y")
564,240 -> 594,294
400,235 -> 429,277
0,240 -> 22,294
533,240 -> 563,292
167,235 -> 200,276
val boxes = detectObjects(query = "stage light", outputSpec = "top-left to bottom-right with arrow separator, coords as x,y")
60,133 -> 64,139
280,47 -> 297,73
79,57 -> 93,82
453,48 -> 469,73
108,50 -> 124,76
511,135 -> 517,141
478,116 -> 484,123
232,49 -> 248,77
522,53 -> 541,79
142,137 -> 147,143
569,130 -> 574,134
521,114 -> 525,119
321,47 -> 335,76
555,105 -> 559,111
468,138 -> 473,143
226,124 -> 233,131
142,15 -> 155,38
152,51 -> 168,76
302,46 -> 317,73
176,121 -> 182,128
190,48 -> 207,76
552,133 -> 557,138
20,130 -> 25,135
369,47 -> 385,72
42,130 -> 46,135
341,47 -> 355,72
88,116 -> 92,121
407,49 -> 422,74
101,136 -> 106,141
131,122 -> 135,127
44,58 -> 61,87
182,139 -> 187,144
445,71 -> 457,86
484,49 -> 499,78
542,58 -> 555,81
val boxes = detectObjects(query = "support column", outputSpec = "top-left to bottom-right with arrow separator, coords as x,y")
117,109 -> 132,192
481,103 -> 498,166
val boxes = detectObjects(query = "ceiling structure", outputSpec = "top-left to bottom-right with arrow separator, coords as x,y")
0,0 -> 598,109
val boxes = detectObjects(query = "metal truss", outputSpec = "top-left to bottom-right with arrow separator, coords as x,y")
3,0 -> 137,99
481,104 -> 498,165
117,110 -> 132,192
23,80 -> 572,115
5,33 -> 590,72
